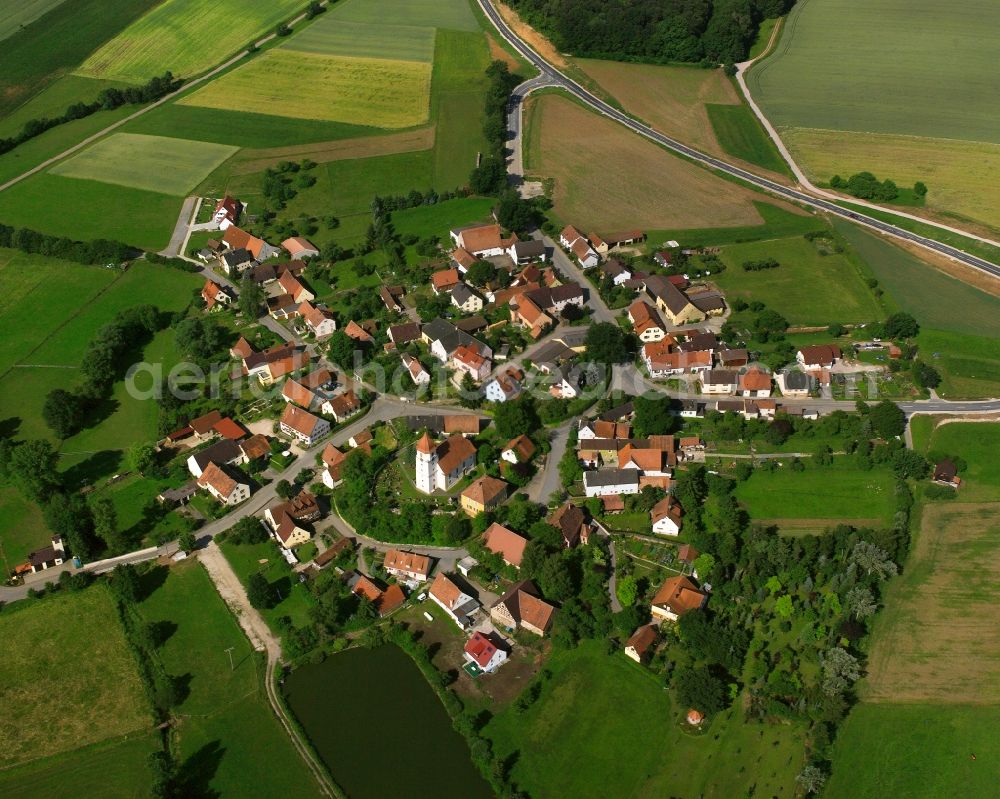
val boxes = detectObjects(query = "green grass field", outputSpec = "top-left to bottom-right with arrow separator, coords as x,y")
0,260 -> 199,457
734,459 -> 896,530
749,0 -> 1000,144
137,561 -> 325,798
0,0 -> 157,114
219,538 -> 315,632
713,234 -> 882,324
0,0 -> 67,41
0,486 -> 51,568
827,703 -> 1000,799
748,0 -> 1000,227
77,0 -> 305,83
331,0 -> 479,32
0,733 -> 159,799
0,173 -> 181,249
285,18 -> 436,62
0,586 -> 150,768
645,200 -> 824,251
835,221 -> 1000,339
178,50 -> 433,129
50,132 -> 238,195
923,422 -> 1000,502
706,102 -> 788,174
486,639 -> 806,798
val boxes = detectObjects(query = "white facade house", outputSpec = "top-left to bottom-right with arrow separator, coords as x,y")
583,469 -> 640,498
699,369 -> 739,395
415,433 -> 477,494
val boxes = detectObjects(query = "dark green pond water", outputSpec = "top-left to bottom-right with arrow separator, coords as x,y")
282,645 -> 494,799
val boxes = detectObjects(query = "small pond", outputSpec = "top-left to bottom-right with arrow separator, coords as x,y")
283,645 -> 494,799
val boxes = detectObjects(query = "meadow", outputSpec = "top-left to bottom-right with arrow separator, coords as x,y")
178,50 -> 433,129
0,74 -> 131,138
137,561 -> 325,798
0,0 -> 157,114
0,0 -> 67,41
220,538 -> 314,632
77,0 -> 305,83
331,0 -> 480,31
0,486 -> 51,568
644,200 -> 824,251
782,128 -> 1000,229
0,586 -> 150,768
486,639 -> 806,798
826,703 -> 1000,799
713,234 -> 882,324
733,460 -> 896,532
705,103 -> 788,174
923,422 -> 1000,503
0,173 -> 181,249
524,92 -> 764,231
50,132 -> 238,195
748,0 -> 1000,227
286,18 -> 437,62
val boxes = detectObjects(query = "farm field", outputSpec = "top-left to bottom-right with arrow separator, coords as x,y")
833,221 -> 1000,398
0,586 -> 151,768
0,0 -> 67,41
733,460 -> 896,531
748,0 -> 1000,227
574,58 -> 787,175
137,561 -> 325,798
861,502 -> 1000,704
826,703 -> 1000,799
782,128 -> 1000,228
713,234 -> 882,324
77,0 -> 305,83
0,74 -> 132,137
827,419 -> 1000,796
0,735 -> 157,799
524,92 -> 765,231
50,132 -> 238,195
331,0 -> 480,31
0,0 -> 158,114
287,19 -> 436,61
0,173 -> 181,249
178,50 -> 433,129
486,639 -> 806,798
749,0 -> 1000,143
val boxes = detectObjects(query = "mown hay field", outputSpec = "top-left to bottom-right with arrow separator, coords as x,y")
782,127 -> 1000,229
49,132 -> 237,195
286,17 -> 436,62
525,93 -> 764,231
0,586 -> 150,768
713,235 -> 882,324
76,0 -> 305,83
178,50 -> 432,129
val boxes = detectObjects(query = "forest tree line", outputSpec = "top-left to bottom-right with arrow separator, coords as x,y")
506,0 -> 795,64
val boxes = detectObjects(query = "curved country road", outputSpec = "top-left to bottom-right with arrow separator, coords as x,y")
478,0 -> 1000,279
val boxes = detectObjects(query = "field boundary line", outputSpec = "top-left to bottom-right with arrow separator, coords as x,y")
0,2 -> 331,195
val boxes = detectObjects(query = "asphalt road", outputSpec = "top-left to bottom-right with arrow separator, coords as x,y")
479,0 -> 1000,279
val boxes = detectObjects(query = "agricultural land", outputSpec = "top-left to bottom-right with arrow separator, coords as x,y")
748,0 -> 1000,228
76,0 -> 306,83
826,421 -> 1000,798
0,585 -> 151,769
523,92 -> 767,231
575,58 -> 788,176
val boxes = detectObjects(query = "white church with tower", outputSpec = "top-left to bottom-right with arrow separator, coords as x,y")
415,431 -> 477,494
